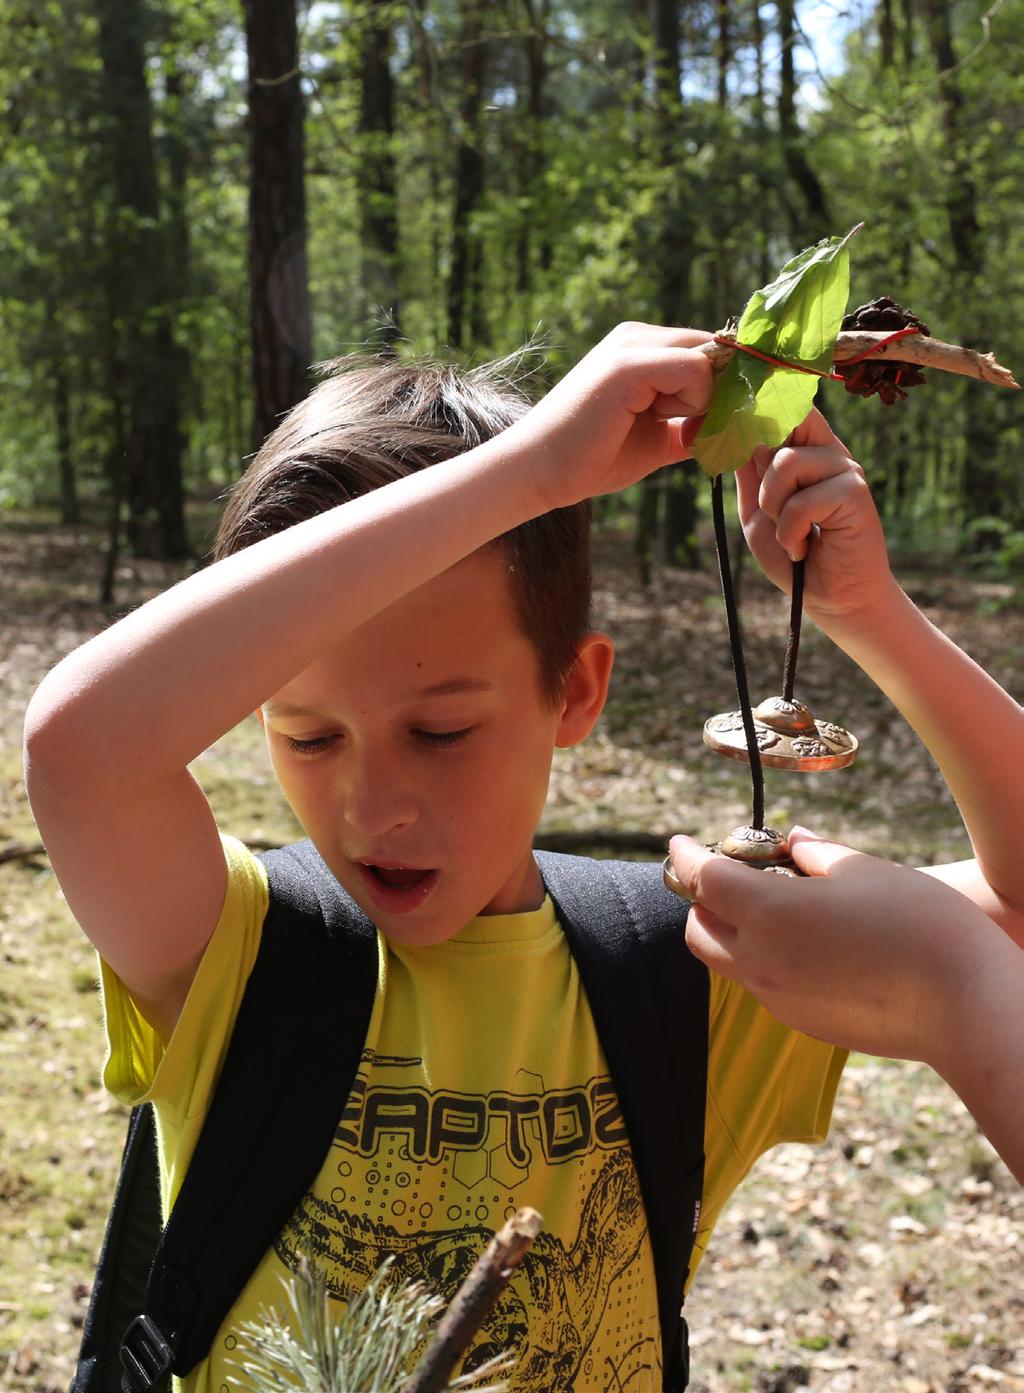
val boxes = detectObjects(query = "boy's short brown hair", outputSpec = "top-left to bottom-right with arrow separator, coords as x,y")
213,354 -> 592,706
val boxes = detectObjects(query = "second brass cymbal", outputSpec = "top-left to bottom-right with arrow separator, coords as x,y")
703,696 -> 858,773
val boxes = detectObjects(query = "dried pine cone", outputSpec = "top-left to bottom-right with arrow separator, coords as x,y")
837,297 -> 931,404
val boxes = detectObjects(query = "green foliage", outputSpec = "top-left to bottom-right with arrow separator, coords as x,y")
228,1256 -> 511,1393
693,228 -> 857,477
0,0 -> 1021,551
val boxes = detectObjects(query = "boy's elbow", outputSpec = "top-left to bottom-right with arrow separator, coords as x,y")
23,668 -> 94,789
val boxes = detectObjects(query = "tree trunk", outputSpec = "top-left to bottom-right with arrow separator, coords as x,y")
46,298 -> 79,525
243,0 -> 312,450
652,0 -> 698,569
751,0 -> 772,285
900,0 -> 916,67
777,0 -> 830,242
410,0 -> 445,345
879,0 -> 896,69
100,283 -> 129,605
515,0 -> 550,329
711,0 -> 732,324
357,0 -> 400,343
920,0 -> 997,541
921,0 -> 981,280
95,0 -> 189,560
54,350 -> 78,526
447,0 -> 488,350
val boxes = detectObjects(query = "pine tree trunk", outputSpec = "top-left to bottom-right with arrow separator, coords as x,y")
777,0 -> 830,241
46,298 -> 79,525
357,0 -> 400,342
751,0 -> 772,285
515,0 -> 550,328
921,0 -> 998,543
54,348 -> 78,526
447,0 -> 487,350
243,0 -> 312,450
653,0 -> 698,569
95,0 -> 189,560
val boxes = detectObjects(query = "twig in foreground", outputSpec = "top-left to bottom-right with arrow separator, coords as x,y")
404,1208 -> 544,1393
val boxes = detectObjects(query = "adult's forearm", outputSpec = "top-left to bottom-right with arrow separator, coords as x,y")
25,434 -> 539,782
933,938 -> 1024,1185
816,586 -> 1024,914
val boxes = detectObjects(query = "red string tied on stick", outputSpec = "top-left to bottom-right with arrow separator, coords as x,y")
714,323 -> 924,383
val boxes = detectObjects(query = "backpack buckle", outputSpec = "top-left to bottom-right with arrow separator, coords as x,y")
120,1314 -> 174,1392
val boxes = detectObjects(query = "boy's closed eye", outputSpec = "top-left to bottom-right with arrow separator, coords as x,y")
281,727 -> 477,756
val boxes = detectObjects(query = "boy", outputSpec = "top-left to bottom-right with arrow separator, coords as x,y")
24,323 -> 1024,1392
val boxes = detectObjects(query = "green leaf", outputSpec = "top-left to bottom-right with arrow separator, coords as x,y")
692,227 -> 859,478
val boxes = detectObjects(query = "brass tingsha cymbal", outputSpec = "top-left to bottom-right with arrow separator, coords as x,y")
662,825 -> 800,897
716,825 -> 799,875
703,696 -> 858,773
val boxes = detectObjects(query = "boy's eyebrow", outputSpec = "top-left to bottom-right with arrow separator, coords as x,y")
414,678 -> 494,697
264,681 -> 492,720
263,701 -> 336,720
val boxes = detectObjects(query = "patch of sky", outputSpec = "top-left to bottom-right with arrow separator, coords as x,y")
675,0 -> 864,109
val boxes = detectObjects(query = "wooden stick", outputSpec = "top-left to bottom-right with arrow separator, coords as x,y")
404,1208 -> 543,1393
0,840 -> 45,866
702,330 -> 1019,390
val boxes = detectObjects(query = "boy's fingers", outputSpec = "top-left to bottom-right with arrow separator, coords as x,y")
609,322 -> 715,352
639,348 -> 715,417
676,413 -> 707,453
787,826 -> 864,878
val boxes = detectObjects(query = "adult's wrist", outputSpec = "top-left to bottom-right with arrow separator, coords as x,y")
806,580 -> 917,657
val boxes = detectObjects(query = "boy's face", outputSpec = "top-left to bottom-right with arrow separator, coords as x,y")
260,548 -> 612,946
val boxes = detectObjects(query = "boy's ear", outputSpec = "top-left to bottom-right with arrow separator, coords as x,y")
555,632 -> 615,749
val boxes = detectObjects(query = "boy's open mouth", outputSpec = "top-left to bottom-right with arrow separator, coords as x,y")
365,864 -> 431,889
356,861 -> 439,913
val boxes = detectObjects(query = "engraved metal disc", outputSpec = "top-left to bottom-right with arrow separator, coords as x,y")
703,696 -> 858,772
662,828 -> 802,895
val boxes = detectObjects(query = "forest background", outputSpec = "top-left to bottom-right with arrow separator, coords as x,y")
1,0 -> 1023,569
1,1 -> 1023,1391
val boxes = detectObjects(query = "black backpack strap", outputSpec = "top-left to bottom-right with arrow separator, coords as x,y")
535,851 -> 708,1393
70,840 -> 378,1393
69,1105 -> 165,1393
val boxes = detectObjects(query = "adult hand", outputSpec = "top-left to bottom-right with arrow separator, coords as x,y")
669,827 -> 1024,1183
668,826 -> 991,1061
734,410 -> 898,629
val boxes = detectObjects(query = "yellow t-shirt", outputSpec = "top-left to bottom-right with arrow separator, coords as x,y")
101,837 -> 845,1393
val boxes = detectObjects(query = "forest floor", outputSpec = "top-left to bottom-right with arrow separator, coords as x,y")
1,512 -> 1022,1393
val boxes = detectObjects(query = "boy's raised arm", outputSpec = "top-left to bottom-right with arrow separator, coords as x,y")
23,325 -> 712,1036
736,410 -> 1024,945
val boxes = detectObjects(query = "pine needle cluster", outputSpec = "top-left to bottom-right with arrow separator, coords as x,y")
227,1256 -> 511,1393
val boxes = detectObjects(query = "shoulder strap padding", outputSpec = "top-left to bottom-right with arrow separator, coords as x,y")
68,1104 -> 165,1393
145,841 -> 379,1375
535,851 -> 707,1393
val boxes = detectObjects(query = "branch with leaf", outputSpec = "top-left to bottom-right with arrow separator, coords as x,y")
688,225 -> 1019,480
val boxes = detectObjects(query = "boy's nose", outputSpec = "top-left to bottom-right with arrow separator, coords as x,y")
342,768 -> 419,839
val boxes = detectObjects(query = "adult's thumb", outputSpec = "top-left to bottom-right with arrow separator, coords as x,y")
787,825 -> 862,878
667,833 -> 786,920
